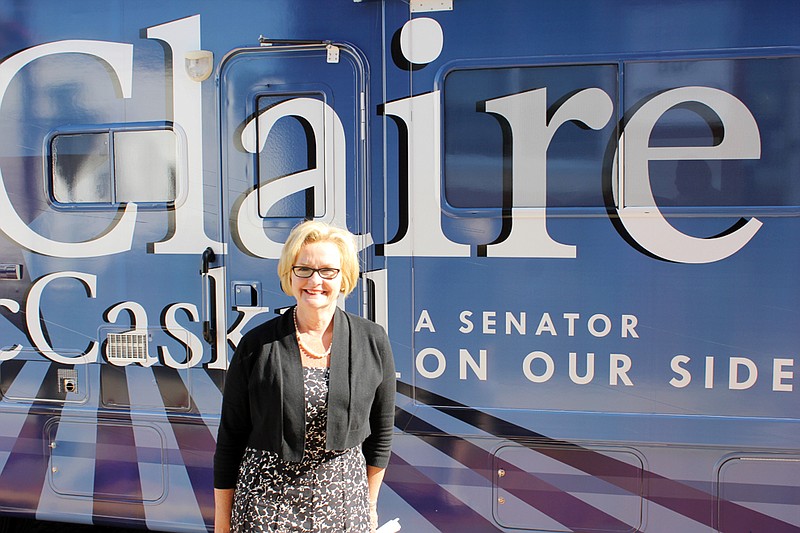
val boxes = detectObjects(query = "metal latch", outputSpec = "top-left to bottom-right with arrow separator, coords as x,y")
0,263 -> 22,280
326,44 -> 340,63
58,368 -> 78,394
234,282 -> 261,307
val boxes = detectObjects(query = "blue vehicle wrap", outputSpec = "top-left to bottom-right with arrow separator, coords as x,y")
0,1 -> 799,531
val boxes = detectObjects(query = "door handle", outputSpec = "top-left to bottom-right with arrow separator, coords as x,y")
200,247 -> 216,344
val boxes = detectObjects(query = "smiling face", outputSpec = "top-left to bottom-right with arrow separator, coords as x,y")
290,240 -> 343,313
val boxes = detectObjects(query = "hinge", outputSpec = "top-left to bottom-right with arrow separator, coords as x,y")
410,0 -> 453,13
360,91 -> 366,141
326,44 -> 340,63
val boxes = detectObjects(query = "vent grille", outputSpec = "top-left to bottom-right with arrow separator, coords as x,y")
106,331 -> 149,363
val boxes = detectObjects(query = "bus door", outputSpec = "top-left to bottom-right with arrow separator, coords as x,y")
217,42 -> 369,359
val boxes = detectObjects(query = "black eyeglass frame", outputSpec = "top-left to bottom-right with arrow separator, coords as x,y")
291,266 -> 341,279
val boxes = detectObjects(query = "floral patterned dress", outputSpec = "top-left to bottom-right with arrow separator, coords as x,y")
231,367 -> 370,532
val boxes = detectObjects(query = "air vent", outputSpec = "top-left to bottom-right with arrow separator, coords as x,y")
106,330 -> 150,364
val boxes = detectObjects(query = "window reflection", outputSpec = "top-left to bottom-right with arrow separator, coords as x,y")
115,130 -> 176,202
50,128 -> 178,206
52,133 -> 111,203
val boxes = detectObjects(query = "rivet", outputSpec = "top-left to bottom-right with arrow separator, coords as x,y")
498,497 -> 506,504
497,469 -> 505,478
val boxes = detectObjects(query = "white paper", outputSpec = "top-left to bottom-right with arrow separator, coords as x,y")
376,517 -> 401,533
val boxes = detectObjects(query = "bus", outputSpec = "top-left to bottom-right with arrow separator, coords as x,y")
0,0 -> 799,531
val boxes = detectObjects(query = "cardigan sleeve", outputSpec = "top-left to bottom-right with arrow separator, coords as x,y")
361,326 -> 396,469
213,340 -> 253,489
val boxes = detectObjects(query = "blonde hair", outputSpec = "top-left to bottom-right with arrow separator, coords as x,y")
278,220 -> 359,297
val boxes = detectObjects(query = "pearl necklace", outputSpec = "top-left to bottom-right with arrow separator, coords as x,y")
293,308 -> 332,359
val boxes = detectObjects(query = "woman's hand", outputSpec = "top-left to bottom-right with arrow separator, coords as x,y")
369,500 -> 378,532
214,488 -> 234,533
366,465 -> 386,532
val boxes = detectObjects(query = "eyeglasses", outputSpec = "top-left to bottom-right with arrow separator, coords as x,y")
291,266 -> 341,279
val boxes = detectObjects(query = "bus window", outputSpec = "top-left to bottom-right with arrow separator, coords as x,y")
255,93 -> 326,219
442,63 -> 618,211
50,127 -> 178,206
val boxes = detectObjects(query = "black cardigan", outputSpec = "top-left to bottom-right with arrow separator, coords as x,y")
214,307 -> 396,489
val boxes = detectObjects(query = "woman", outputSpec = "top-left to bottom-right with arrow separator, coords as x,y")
214,221 -> 396,532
